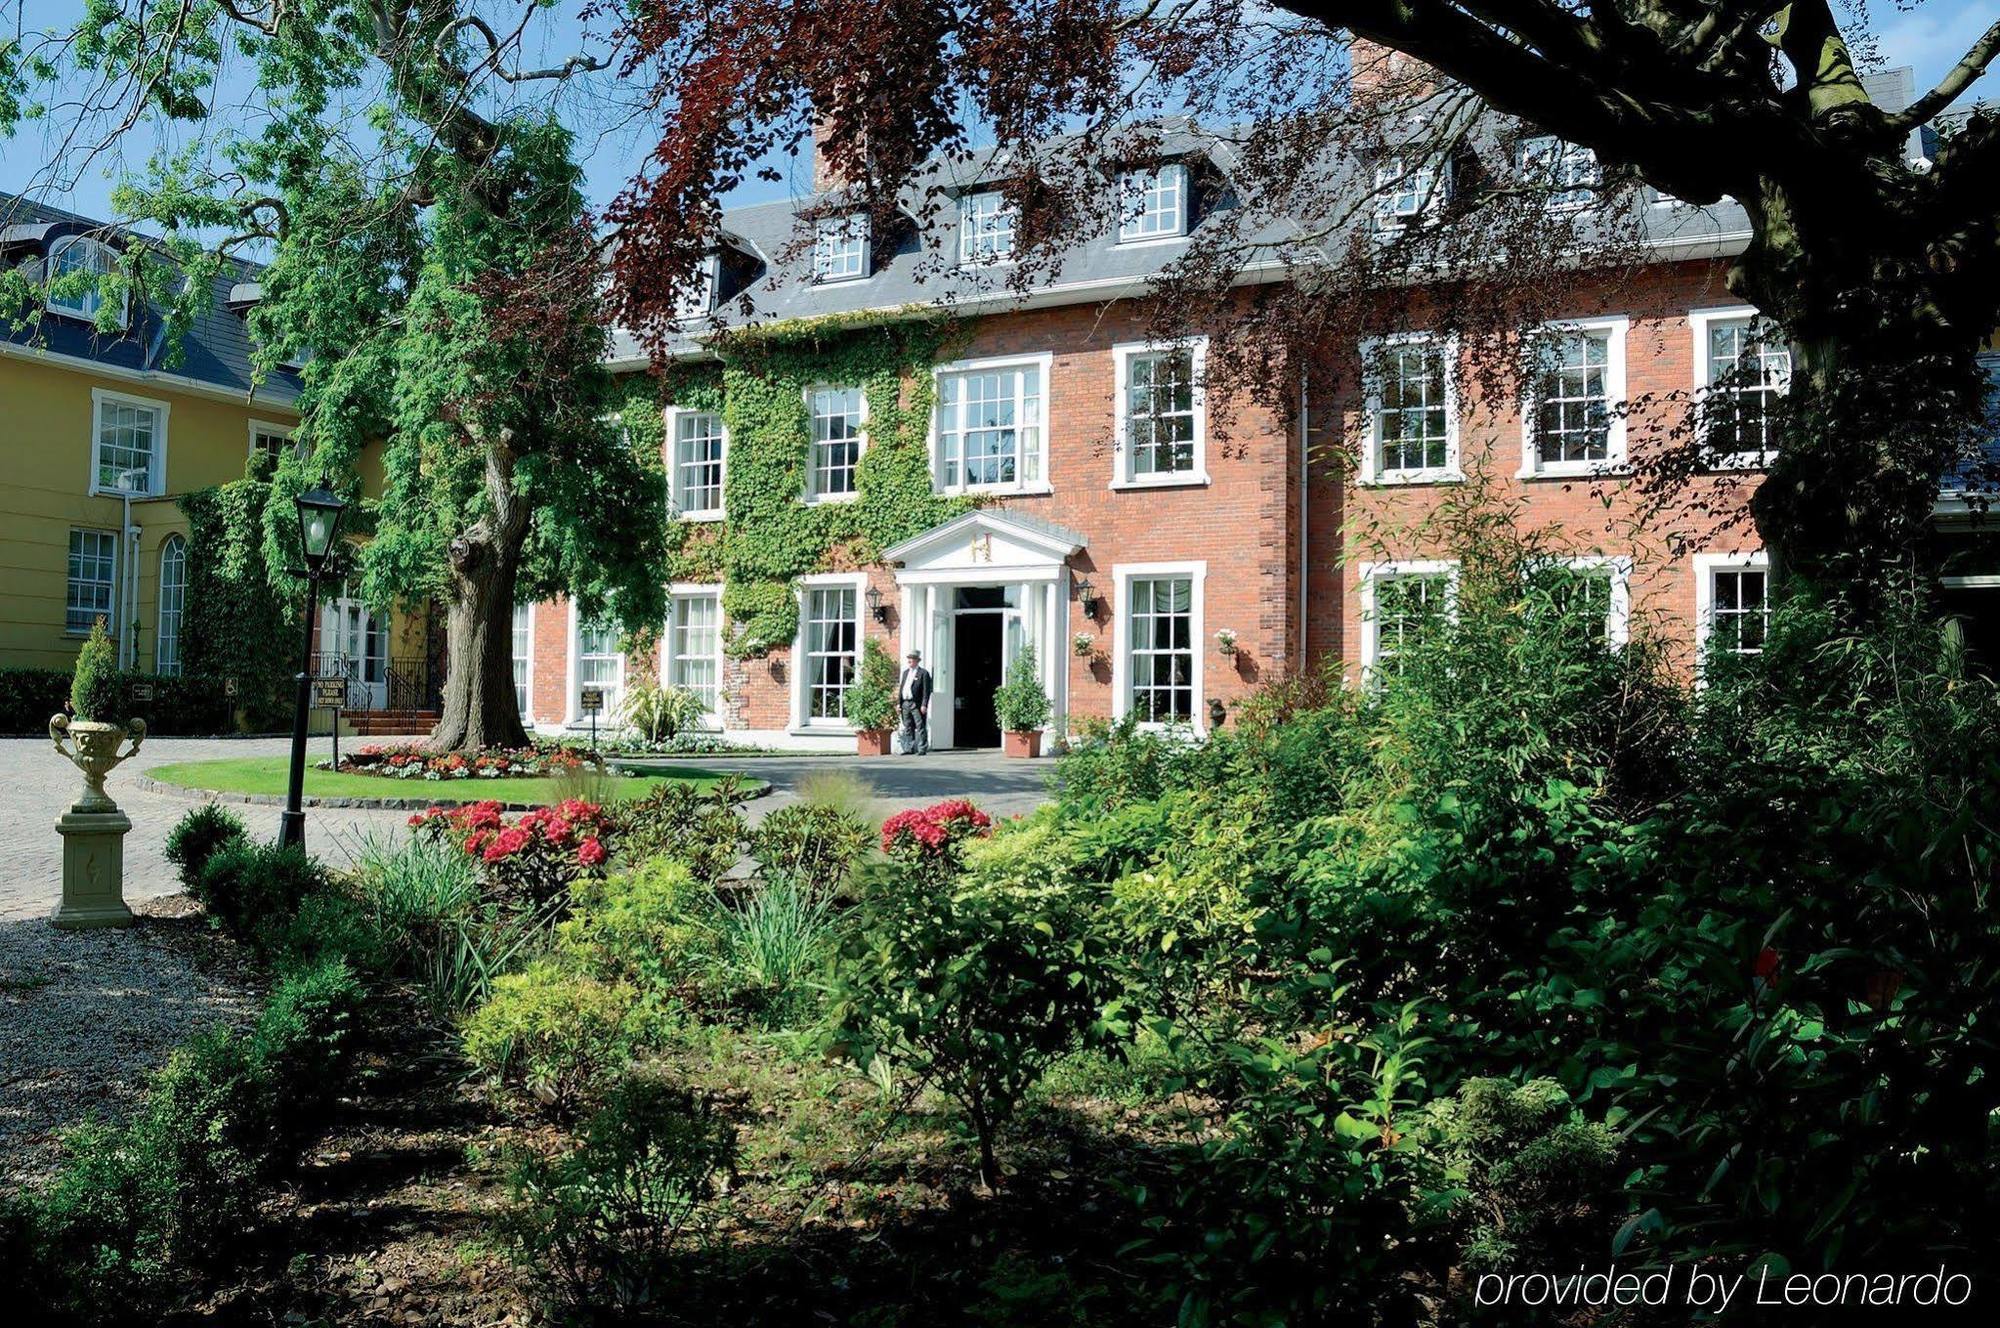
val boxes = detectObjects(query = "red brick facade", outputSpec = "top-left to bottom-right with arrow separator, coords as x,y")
519,256 -> 1767,747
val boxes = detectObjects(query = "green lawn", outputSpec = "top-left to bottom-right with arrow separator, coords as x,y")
146,756 -> 760,804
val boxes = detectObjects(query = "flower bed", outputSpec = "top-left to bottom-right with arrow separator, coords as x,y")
880,799 -> 992,882
327,742 -> 592,781
410,799 -> 614,903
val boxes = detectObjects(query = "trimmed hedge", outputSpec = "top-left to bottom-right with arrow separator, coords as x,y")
1,667 -> 241,736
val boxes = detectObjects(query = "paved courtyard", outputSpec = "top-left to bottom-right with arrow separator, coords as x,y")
0,736 -> 1052,920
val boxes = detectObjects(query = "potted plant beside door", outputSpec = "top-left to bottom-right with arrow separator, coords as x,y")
847,638 -> 897,756
993,646 -> 1052,759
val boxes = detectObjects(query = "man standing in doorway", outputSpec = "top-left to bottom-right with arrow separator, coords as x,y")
897,649 -> 933,755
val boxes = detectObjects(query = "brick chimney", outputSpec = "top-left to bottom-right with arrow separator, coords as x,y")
1347,36 -> 1436,107
812,112 -> 852,193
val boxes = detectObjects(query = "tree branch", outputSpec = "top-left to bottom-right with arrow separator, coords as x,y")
1887,18 -> 2000,133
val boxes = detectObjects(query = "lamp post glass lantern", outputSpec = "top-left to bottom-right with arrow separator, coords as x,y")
281,482 -> 349,849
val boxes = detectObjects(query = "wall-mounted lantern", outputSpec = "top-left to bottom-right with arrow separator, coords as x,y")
865,584 -> 888,624
1075,576 -> 1100,621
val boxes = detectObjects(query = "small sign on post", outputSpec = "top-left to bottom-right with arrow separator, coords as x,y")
129,681 -> 155,704
313,677 -> 348,769
580,686 -> 605,752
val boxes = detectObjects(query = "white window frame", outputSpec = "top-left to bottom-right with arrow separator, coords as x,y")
1690,305 -> 1791,470
1358,560 -> 1460,681
66,527 -> 120,636
247,419 -> 297,462
666,406 -> 728,521
512,601 -> 535,723
1519,315 -> 1629,478
1530,554 -> 1633,648
1516,135 -> 1601,211
1359,332 -> 1462,484
930,352 -> 1054,496
45,235 -> 127,326
569,604 -> 628,725
1116,165 -> 1190,245
676,253 -> 720,320
1694,551 -> 1772,670
662,582 -> 726,721
88,388 -> 169,497
791,572 -> 868,731
805,384 -> 867,504
156,533 -> 188,676
1374,157 -> 1447,233
1110,561 -> 1206,734
958,190 -> 1018,266
812,213 -> 871,283
1112,338 -> 1210,489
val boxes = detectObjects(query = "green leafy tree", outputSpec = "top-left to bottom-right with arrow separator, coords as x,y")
3,4 -> 665,751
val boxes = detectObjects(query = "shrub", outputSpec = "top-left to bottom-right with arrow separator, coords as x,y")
1407,1078 -> 1621,1278
192,840 -> 325,944
409,798 -> 614,905
844,637 -> 898,733
249,956 -> 364,1153
832,816 -> 1117,1188
462,960 -> 634,1115
748,802 -> 869,894
992,645 -> 1051,734
504,1073 -> 736,1312
878,797 -> 992,887
163,804 -> 248,890
68,618 -> 121,724
613,779 -> 747,881
558,858 -> 719,1015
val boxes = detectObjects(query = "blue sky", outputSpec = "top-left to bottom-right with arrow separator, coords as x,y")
1,0 -> 1992,229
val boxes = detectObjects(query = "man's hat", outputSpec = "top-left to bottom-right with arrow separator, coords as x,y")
906,649 -> 921,659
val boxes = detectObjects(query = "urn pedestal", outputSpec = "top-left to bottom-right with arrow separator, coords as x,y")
48,714 -> 146,930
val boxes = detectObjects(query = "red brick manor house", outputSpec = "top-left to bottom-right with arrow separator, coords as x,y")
509,65 -> 1993,752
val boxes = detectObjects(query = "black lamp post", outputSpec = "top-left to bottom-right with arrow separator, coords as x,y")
280,481 -> 349,850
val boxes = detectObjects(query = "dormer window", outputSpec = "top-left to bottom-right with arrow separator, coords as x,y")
46,236 -> 124,325
1374,157 -> 1447,232
1517,136 -> 1600,211
1117,165 -> 1189,243
959,191 -> 1017,265
676,254 -> 720,319
813,214 -> 870,283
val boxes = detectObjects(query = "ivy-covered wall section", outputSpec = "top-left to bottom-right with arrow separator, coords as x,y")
179,476 -> 298,730
617,313 -> 973,658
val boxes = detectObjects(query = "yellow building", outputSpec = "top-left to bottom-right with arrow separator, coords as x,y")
2,192 -> 427,726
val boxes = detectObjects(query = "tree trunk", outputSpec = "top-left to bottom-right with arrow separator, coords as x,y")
428,433 -> 533,753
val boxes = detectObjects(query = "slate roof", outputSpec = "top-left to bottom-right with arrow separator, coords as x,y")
610,69 -> 1925,366
0,189 -> 301,408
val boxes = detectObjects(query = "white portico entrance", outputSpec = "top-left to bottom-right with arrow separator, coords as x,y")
881,510 -> 1083,749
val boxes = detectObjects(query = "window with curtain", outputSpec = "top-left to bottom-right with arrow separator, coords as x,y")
1127,575 -> 1194,723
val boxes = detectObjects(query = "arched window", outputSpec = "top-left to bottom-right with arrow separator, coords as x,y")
45,236 -> 124,325
157,535 -> 187,677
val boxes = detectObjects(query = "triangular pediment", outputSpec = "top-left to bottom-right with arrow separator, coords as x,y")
881,508 -> 1085,572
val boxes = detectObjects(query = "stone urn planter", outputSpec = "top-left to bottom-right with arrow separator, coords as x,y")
1001,729 -> 1043,759
855,728 -> 893,757
48,712 -> 147,929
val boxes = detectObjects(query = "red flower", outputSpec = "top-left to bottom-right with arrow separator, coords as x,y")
577,837 -> 606,867
1751,946 -> 1782,996
881,799 -> 993,854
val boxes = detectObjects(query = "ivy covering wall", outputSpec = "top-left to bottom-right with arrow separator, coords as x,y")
179,475 -> 297,729
617,312 -> 973,658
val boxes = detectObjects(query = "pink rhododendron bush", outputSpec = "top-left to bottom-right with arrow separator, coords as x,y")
328,742 -> 591,781
879,798 -> 992,883
411,799 -> 613,902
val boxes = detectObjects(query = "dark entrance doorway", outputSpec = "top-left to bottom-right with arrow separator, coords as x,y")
952,612 -> 1003,748
1941,583 -> 2000,681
